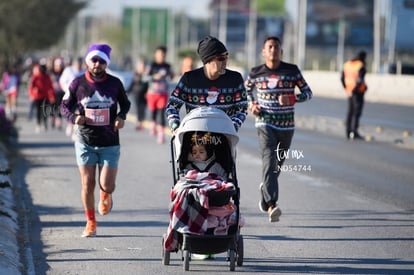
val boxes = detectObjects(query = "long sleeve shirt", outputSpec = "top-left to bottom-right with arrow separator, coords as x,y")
166,67 -> 248,131
245,62 -> 312,130
60,71 -> 131,147
28,73 -> 55,102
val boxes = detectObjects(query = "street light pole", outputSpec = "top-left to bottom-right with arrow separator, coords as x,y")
131,9 -> 139,62
297,0 -> 307,69
337,19 -> 346,72
373,0 -> 381,73
247,0 -> 257,70
219,0 -> 228,46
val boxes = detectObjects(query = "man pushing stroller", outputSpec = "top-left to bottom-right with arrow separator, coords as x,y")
165,35 -> 248,133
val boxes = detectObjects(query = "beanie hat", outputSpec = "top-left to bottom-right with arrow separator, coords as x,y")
85,43 -> 111,65
197,36 -> 227,64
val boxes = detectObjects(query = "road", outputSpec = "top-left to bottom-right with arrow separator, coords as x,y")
14,95 -> 414,274
240,96 -> 414,210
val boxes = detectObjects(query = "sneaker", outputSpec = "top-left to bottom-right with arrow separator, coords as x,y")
150,122 -> 156,136
157,132 -> 165,144
136,123 -> 143,131
98,190 -> 113,215
349,131 -> 364,140
268,205 -> 282,223
81,220 -> 97,237
192,254 -> 215,260
56,118 -> 62,130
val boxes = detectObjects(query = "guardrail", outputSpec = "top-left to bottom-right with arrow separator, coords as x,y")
303,71 -> 414,106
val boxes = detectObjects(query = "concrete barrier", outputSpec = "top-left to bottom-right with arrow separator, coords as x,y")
303,71 -> 414,106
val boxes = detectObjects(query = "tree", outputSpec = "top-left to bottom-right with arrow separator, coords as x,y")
256,0 -> 285,16
0,0 -> 86,67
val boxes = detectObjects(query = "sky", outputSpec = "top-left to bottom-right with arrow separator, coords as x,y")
80,0 -> 211,18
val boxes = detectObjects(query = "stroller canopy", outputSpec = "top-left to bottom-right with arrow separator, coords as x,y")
174,107 -> 239,163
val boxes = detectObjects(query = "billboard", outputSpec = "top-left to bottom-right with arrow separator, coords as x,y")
123,7 -> 170,52
306,0 -> 374,46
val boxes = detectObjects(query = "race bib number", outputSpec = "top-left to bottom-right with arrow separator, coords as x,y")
85,108 -> 110,126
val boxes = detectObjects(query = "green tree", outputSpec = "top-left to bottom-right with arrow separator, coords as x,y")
0,0 -> 86,67
256,0 -> 285,16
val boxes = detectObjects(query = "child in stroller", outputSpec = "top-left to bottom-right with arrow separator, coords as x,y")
185,132 -> 227,181
185,132 -> 229,260
162,107 -> 244,271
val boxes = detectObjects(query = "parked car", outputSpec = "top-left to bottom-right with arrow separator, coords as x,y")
107,65 -> 133,91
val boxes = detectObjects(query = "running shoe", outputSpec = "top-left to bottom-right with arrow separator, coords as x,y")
157,132 -> 165,144
81,220 -> 97,237
150,122 -> 156,136
98,190 -> 113,215
268,204 -> 282,223
192,254 -> 215,260
136,123 -> 143,131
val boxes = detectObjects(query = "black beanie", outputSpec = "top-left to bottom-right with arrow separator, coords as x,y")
197,35 -> 227,64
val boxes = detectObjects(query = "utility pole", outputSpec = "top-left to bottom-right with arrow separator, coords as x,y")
337,19 -> 346,72
373,0 -> 381,73
387,0 -> 397,65
246,0 -> 257,69
131,9 -> 139,62
218,0 -> 228,46
297,0 -> 307,69
167,8 -> 175,66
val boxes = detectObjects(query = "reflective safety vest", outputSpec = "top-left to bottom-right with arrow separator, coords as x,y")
343,60 -> 366,96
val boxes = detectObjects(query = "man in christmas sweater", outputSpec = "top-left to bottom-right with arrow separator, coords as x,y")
245,36 -> 312,223
166,35 -> 248,132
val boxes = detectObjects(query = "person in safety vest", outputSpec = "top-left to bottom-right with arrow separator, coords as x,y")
341,51 -> 367,140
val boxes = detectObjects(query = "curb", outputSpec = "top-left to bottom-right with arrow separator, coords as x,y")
295,114 -> 414,150
0,141 -> 22,275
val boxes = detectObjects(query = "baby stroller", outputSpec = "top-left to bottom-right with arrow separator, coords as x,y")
162,107 -> 244,271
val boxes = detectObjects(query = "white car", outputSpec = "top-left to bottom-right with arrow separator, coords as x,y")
107,65 -> 133,91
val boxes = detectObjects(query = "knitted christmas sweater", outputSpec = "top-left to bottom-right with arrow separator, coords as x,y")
61,71 -> 131,147
245,62 -> 312,130
166,67 -> 248,131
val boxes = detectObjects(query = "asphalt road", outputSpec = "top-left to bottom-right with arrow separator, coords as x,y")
14,95 -> 414,274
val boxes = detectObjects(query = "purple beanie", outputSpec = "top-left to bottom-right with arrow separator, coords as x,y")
85,43 -> 111,65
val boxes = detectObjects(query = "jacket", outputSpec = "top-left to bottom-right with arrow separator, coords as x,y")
28,71 -> 55,102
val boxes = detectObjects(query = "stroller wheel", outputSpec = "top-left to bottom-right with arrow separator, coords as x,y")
229,249 -> 236,271
162,234 -> 170,265
236,235 -> 244,266
183,250 -> 190,271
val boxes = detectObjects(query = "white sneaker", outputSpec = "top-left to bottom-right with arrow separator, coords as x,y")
268,205 -> 282,223
192,254 -> 215,260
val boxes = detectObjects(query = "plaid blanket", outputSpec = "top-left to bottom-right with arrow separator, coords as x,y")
164,170 -> 235,251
